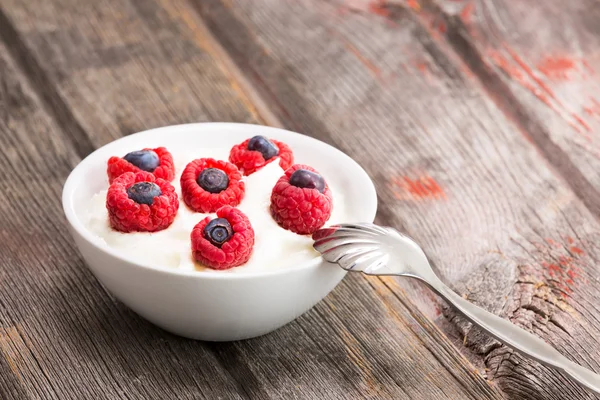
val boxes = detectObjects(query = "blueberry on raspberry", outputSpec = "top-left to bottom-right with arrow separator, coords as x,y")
203,218 -> 233,246
191,206 -> 255,270
107,171 -> 179,232
270,164 -> 333,235
123,150 -> 160,172
229,137 -> 294,176
107,147 -> 175,183
126,182 -> 162,205
180,158 -> 244,213
247,135 -> 279,160
289,169 -> 326,193
197,168 -> 229,194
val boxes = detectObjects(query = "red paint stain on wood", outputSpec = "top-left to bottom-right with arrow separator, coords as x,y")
583,98 -> 600,117
543,262 -> 563,279
539,238 -> 587,298
541,259 -> 579,297
506,48 -> 592,137
419,13 -> 447,40
505,47 -> 557,104
537,56 -> 594,80
572,113 -> 591,132
489,51 -> 524,82
537,56 -> 577,80
436,21 -> 447,34
488,47 -> 592,139
570,246 -> 584,255
407,0 -> 420,11
488,50 -> 554,107
416,62 -> 427,73
336,0 -> 396,26
411,59 -> 431,81
390,175 -> 446,200
343,40 -> 382,78
368,0 -> 390,17
583,60 -> 594,74
460,3 -> 474,24
405,59 -> 431,82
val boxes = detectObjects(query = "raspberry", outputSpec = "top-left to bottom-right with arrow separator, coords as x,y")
180,158 -> 245,213
229,137 -> 293,176
107,147 -> 175,183
191,206 -> 255,270
270,164 -> 333,234
106,171 -> 179,232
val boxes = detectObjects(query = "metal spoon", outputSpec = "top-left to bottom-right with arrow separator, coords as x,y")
312,223 -> 600,395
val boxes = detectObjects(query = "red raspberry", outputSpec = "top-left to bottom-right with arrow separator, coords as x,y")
106,171 -> 179,232
180,158 -> 245,213
229,137 -> 293,176
270,164 -> 333,235
191,206 -> 255,270
107,147 -> 175,183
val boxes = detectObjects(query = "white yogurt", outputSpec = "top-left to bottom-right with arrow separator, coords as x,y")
85,149 -> 347,272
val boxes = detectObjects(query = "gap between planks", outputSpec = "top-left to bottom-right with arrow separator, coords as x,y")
409,0 -> 600,222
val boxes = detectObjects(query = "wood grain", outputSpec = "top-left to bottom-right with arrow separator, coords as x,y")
433,0 -> 600,219
0,37 -> 248,400
0,0 -> 502,398
194,1 -> 600,398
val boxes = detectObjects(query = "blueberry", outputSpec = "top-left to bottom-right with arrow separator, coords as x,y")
289,169 -> 326,193
123,150 -> 160,172
197,168 -> 229,193
127,182 -> 162,205
203,218 -> 233,247
247,135 -> 279,160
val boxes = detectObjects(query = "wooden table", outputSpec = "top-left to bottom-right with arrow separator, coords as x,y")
1,0 -> 599,398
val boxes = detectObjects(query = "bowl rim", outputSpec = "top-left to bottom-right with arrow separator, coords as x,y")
62,122 -> 378,280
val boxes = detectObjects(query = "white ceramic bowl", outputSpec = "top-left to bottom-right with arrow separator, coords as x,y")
62,123 -> 377,341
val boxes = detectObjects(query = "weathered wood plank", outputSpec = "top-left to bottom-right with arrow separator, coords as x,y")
194,1 -> 600,398
0,0 -> 500,398
0,38 -> 247,400
433,0 -> 600,219
203,273 -> 503,399
0,0 -> 262,151
0,327 -> 31,400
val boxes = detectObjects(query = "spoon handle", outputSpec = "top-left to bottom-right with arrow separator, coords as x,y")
423,277 -> 600,394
